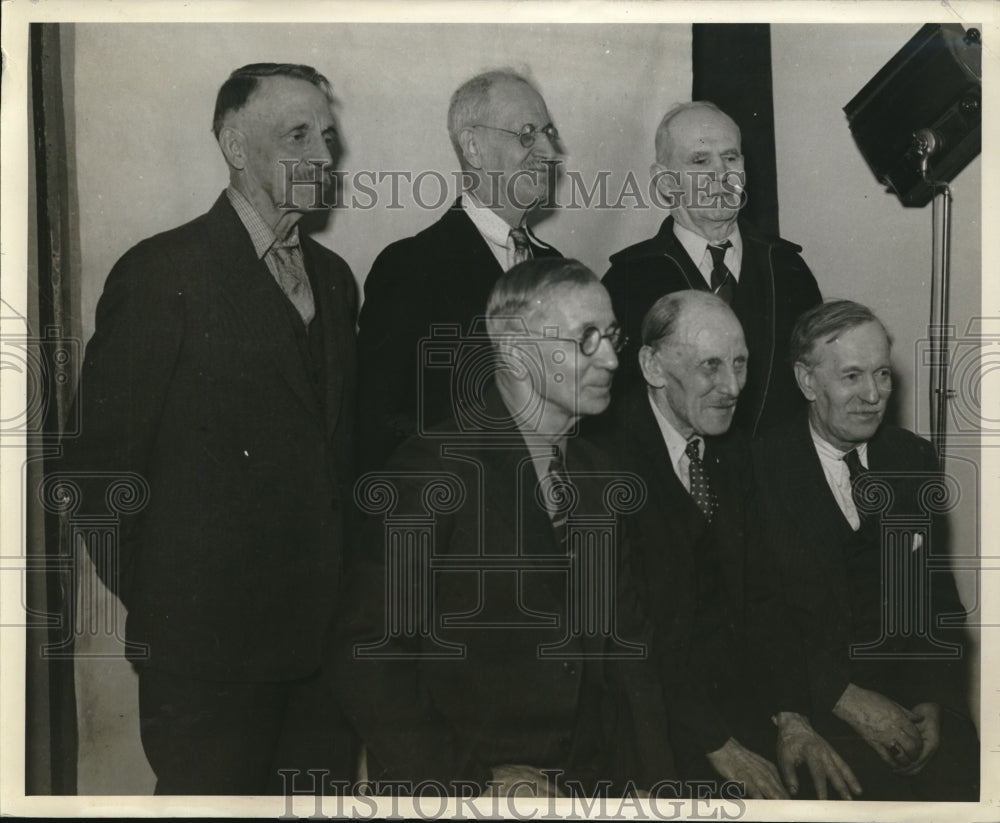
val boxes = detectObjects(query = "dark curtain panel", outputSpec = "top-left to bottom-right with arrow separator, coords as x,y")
692,24 -> 780,236
27,22 -> 80,795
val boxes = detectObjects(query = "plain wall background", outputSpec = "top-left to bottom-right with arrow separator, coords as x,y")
73,22 -> 693,342
65,21 -> 982,792
69,21 -> 693,793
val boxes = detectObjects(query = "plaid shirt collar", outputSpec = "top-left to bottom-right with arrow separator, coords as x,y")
226,186 -> 299,260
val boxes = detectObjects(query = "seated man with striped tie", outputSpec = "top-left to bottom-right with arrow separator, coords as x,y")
357,69 -> 563,472
752,300 -> 979,800
602,101 -> 821,438
608,289 -> 860,799
336,258 -> 672,797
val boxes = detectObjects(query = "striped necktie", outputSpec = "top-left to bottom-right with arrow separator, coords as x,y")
509,226 -> 533,267
707,240 -> 735,305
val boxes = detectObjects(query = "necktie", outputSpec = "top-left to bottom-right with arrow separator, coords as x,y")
509,226 -> 533,268
843,448 -> 868,515
686,437 -> 718,521
546,448 -> 573,549
707,240 -> 735,305
269,237 -> 315,326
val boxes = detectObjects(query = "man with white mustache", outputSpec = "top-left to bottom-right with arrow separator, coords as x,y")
611,290 -> 860,800
603,101 -> 821,438
752,300 -> 978,800
357,69 -> 564,472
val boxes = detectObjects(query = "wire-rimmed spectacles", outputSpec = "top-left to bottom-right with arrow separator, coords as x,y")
471,122 -> 560,149
529,324 -> 626,357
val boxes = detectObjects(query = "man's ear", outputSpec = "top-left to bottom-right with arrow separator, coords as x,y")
493,334 -> 529,380
458,127 -> 485,171
794,361 -> 817,401
650,161 -> 680,205
218,126 -> 247,171
639,345 -> 666,388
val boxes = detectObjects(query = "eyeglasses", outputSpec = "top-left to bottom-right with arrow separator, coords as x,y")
530,324 -> 627,357
471,123 -> 560,149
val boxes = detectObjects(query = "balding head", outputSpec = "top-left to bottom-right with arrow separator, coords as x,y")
651,101 -> 745,242
653,101 -> 739,165
639,290 -> 747,438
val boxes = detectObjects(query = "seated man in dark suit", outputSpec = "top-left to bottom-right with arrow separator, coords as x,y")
357,69 -> 563,471
610,290 -> 860,799
336,259 -> 672,796
753,300 -> 979,801
602,101 -> 821,437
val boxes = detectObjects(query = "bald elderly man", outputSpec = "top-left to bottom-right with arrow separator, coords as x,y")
603,101 -> 821,438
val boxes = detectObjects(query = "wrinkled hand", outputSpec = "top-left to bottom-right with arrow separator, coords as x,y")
895,703 -> 941,776
706,737 -> 789,799
774,711 -> 862,799
485,764 -> 565,797
833,683 -> 922,770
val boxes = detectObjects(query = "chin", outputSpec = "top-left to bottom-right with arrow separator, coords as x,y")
581,395 -> 611,417
701,410 -> 736,435
515,185 -> 548,208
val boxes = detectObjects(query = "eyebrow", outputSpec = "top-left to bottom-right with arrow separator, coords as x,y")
838,363 -> 890,373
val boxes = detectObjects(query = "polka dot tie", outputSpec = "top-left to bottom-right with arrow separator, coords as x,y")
686,437 -> 718,522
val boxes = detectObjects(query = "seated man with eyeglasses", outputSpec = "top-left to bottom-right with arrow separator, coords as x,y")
335,258 -> 675,797
357,69 -> 565,473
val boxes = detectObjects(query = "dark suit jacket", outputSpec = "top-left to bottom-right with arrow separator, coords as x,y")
62,192 -> 358,681
599,389 -> 810,757
356,199 -> 560,472
602,216 -> 821,438
752,414 -> 971,717
334,385 -> 671,791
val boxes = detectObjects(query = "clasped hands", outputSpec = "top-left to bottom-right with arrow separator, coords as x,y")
833,683 -> 940,775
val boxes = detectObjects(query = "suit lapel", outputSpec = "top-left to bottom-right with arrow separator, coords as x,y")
776,415 -> 851,589
435,204 -> 505,331
732,224 -> 775,423
301,237 -> 347,438
203,195 -> 321,420
702,436 -> 746,602
656,217 -> 712,293
629,391 -> 709,571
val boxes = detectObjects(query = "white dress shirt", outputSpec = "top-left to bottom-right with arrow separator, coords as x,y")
673,221 -> 744,289
461,192 -> 541,270
810,424 -> 870,531
648,393 -> 701,491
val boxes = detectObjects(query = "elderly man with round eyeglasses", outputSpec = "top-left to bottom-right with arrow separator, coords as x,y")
335,258 -> 675,798
357,69 -> 565,474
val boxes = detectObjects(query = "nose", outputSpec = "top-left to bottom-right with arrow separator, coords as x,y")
859,374 -> 881,404
716,365 -> 741,398
311,133 -> 334,166
593,337 -> 619,371
534,131 -> 562,160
